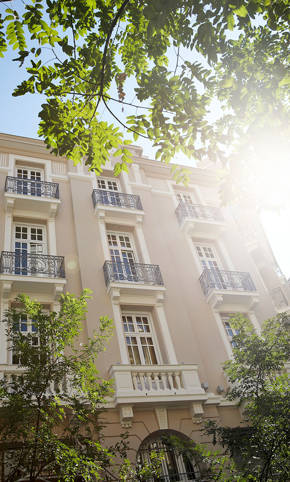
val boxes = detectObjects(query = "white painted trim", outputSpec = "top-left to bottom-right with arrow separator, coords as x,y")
248,311 -> 261,334
98,217 -> 111,260
135,222 -> 151,264
121,311 -> 163,365
47,218 -> 57,255
154,304 -> 177,364
10,154 -> 52,182
213,311 -> 233,359
111,302 -> 129,363
132,163 -> 143,184
13,222 -> 47,254
106,230 -> 139,262
121,171 -> 132,194
186,234 -> 202,274
4,212 -> 13,251
216,239 -> 235,271
97,176 -> 121,192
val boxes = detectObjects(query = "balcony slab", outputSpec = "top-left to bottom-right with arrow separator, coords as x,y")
5,192 -> 60,218
92,189 -> 144,226
109,364 -> 207,408
176,202 -> 225,239
179,217 -> 226,239
206,289 -> 260,311
0,276 -> 66,301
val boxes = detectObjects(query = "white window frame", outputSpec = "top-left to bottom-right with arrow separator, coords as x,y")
13,223 -> 47,255
122,312 -> 162,365
11,313 -> 40,365
15,165 -> 44,181
97,176 -> 120,192
194,242 -> 223,271
107,231 -> 138,261
175,191 -> 196,205
220,313 -> 241,348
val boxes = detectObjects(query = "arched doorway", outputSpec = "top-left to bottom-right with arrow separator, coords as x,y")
137,429 -> 200,481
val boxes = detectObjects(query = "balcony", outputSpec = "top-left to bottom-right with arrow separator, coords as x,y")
4,176 -> 60,217
175,201 -> 225,238
109,364 -> 207,407
103,260 -> 165,303
0,251 -> 66,299
199,268 -> 259,310
0,366 -> 73,397
92,189 -> 144,225
271,287 -> 290,312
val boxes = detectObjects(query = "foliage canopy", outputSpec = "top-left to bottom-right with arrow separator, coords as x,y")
0,0 -> 289,184
205,313 -> 290,481
0,293 -> 163,481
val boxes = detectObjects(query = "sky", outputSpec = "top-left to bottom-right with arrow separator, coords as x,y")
1,4 -> 290,279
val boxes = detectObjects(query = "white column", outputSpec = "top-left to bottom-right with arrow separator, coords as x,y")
212,311 -> 233,359
217,239 -> 235,271
121,171 -> 132,194
248,311 -> 261,334
135,219 -> 151,264
155,304 -> 177,364
47,217 -> 57,255
4,211 -> 13,250
0,300 -> 9,364
45,159 -> 52,182
98,215 -> 110,260
111,299 -> 129,364
132,164 -> 143,184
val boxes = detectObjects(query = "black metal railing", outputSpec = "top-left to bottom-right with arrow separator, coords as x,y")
103,260 -> 163,286
175,201 -> 223,225
271,287 -> 288,309
5,176 -> 59,199
199,268 -> 256,296
0,251 -> 65,278
92,189 -> 143,210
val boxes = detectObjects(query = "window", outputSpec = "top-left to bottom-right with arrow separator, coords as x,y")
107,231 -> 137,281
220,313 -> 240,348
176,192 -> 194,205
97,177 -> 119,191
12,314 -> 39,364
14,224 -> 47,275
195,243 -> 221,271
137,432 -> 200,481
16,166 -> 43,196
97,177 -> 121,206
122,313 -> 159,365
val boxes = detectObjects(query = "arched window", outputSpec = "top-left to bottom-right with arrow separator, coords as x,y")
137,430 -> 200,481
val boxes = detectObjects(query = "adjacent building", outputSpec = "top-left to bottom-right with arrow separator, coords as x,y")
0,132 -> 289,480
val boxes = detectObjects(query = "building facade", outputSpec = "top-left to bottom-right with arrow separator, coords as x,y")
0,133 -> 289,480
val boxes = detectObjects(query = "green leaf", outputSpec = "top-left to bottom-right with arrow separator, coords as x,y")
234,5 -> 248,17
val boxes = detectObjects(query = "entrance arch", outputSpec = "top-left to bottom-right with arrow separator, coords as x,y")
137,429 -> 200,481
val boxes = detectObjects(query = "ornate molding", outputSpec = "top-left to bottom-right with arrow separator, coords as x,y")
120,405 -> 134,428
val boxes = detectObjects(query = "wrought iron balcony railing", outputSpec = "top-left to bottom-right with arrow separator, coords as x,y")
92,189 -> 143,210
175,201 -> 223,225
5,176 -> 59,199
103,260 -> 163,286
0,251 -> 65,278
199,268 -> 256,297
271,287 -> 289,310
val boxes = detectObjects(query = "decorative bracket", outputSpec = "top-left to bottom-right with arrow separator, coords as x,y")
191,402 -> 204,424
120,405 -> 134,428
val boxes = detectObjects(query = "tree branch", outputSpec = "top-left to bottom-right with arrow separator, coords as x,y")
96,0 -> 132,110
102,96 -> 149,139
